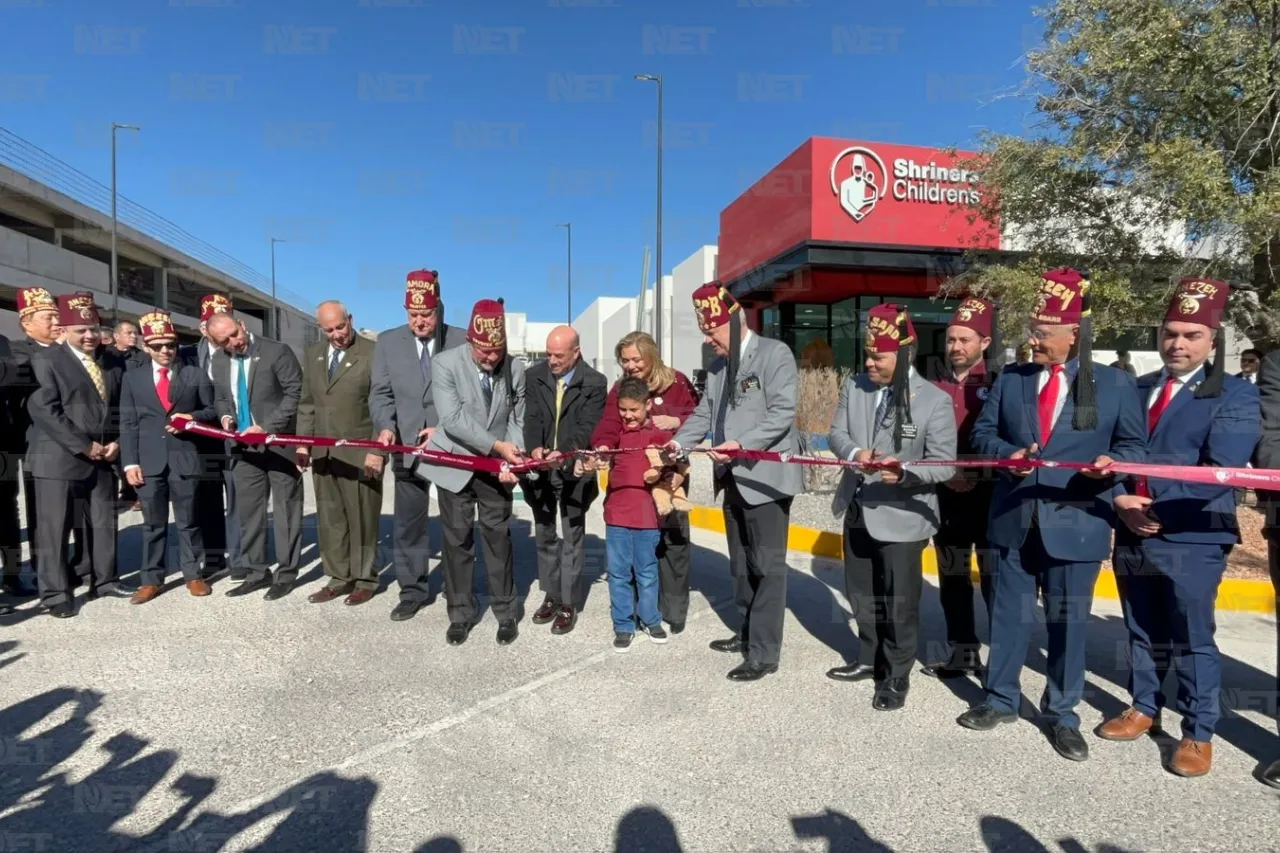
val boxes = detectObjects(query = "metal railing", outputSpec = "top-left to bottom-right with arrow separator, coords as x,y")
0,126 -> 313,311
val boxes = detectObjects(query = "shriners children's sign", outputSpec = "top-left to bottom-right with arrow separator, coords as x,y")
830,144 -> 982,225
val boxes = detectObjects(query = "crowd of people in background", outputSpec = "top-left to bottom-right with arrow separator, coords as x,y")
1,267 -> 1278,789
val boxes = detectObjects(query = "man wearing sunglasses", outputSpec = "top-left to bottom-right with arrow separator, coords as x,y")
119,311 -> 219,605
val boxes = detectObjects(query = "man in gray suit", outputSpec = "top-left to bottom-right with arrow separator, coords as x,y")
415,298 -> 526,646
207,313 -> 305,600
671,282 -> 804,682
369,270 -> 468,621
825,304 -> 957,711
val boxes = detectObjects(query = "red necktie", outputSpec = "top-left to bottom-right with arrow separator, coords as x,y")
1135,375 -> 1177,497
156,367 -> 171,411
1037,364 -> 1064,447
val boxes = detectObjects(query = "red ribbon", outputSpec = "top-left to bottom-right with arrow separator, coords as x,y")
173,419 -> 558,476
175,418 -> 1280,492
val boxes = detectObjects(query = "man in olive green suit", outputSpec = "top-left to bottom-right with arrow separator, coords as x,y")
296,301 -> 385,605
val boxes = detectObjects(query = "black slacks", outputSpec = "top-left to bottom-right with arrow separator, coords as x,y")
392,456 -> 433,605
136,466 -> 203,587
196,452 -> 243,574
0,460 -> 21,585
721,475 -> 792,666
1269,538 -> 1280,735
933,481 -> 995,657
657,510 -> 692,625
233,450 -> 303,584
525,469 -> 596,608
843,503 -> 927,682
33,467 -> 118,607
438,472 -> 516,625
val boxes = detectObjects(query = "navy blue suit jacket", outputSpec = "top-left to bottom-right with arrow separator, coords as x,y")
119,363 -> 217,478
1114,368 -> 1259,545
971,360 -> 1146,562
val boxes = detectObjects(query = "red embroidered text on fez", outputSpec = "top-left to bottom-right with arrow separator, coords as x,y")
950,296 -> 994,338
467,299 -> 506,348
864,303 -> 916,353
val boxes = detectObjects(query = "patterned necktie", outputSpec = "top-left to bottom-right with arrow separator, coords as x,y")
1135,375 -> 1179,498
553,378 -> 566,447
873,387 -> 893,437
156,367 -> 171,410
83,355 -> 107,401
419,339 -> 431,378
1037,364 -> 1065,447
481,372 -> 493,409
235,356 -> 252,429
328,348 -> 340,380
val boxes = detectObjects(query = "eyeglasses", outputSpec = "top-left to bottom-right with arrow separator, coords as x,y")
147,342 -> 178,352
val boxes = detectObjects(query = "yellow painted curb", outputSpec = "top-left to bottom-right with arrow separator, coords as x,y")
686,507 -> 1277,615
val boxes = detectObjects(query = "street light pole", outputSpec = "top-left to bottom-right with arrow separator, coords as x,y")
635,74 -> 663,361
269,237 -> 284,338
109,123 -> 140,325
557,222 -> 572,323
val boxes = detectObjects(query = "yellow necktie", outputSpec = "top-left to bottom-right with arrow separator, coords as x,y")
553,378 -> 565,447
83,355 -> 107,400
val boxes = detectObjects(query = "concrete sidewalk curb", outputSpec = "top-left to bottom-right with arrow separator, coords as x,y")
686,507 -> 1278,615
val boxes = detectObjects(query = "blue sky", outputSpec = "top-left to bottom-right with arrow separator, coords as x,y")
2,0 -> 1038,332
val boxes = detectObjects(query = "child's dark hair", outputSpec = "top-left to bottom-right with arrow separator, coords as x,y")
617,376 -> 649,404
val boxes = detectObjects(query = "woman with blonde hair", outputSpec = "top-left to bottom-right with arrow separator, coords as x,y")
589,331 -> 699,633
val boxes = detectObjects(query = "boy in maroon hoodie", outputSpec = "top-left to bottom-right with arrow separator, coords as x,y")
580,377 -> 672,652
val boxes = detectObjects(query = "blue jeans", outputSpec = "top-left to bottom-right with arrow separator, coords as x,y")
606,525 -> 662,633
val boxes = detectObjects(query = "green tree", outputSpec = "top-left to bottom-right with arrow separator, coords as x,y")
951,0 -> 1279,347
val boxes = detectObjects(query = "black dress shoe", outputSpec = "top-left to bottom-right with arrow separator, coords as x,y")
1261,759 -> 1280,789
446,622 -> 472,645
872,678 -> 909,711
496,620 -> 518,645
230,572 -> 248,582
668,622 -> 685,635
727,661 -> 778,682
709,636 -> 746,654
225,577 -> 272,597
921,655 -> 984,679
826,663 -> 875,683
47,601 -> 75,619
1048,725 -> 1089,762
390,600 -> 422,622
957,704 -> 1018,731
263,582 -> 294,601
2,582 -> 37,598
88,582 -> 139,600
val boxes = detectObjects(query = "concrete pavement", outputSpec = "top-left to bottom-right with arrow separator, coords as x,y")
0,481 -> 1277,852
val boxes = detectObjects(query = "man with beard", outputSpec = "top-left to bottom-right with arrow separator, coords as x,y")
369,269 -> 468,621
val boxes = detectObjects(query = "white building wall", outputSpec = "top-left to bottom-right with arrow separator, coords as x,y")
573,297 -> 633,374
669,246 -> 717,378
599,301 -> 638,384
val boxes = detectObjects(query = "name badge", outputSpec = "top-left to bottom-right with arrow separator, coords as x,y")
739,374 -> 761,393
899,424 -> 919,440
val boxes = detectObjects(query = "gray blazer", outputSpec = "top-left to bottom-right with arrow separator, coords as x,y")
368,322 -> 467,471
672,333 -> 804,507
212,334 -> 303,461
414,345 -> 526,495
829,371 -> 957,542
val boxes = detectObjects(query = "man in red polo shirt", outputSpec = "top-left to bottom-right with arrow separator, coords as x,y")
923,296 -> 998,679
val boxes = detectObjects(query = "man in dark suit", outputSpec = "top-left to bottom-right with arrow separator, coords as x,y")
368,269 -> 468,621
297,300 -> 384,606
120,311 -> 219,605
181,294 -> 245,582
961,268 -> 1147,762
2,288 -> 63,600
1250,336 -> 1280,788
523,325 -> 606,634
415,298 -> 527,646
1100,279 -> 1260,778
207,313 -> 304,600
1238,348 -> 1262,383
27,293 -> 134,618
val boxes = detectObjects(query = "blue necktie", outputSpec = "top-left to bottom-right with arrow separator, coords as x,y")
481,372 -> 493,408
236,355 -> 251,429
873,388 -> 893,437
328,348 -> 340,380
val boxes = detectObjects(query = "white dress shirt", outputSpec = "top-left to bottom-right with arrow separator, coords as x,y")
415,336 -> 434,360
327,344 -> 346,369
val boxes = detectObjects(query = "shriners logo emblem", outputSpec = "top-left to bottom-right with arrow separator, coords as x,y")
1178,292 -> 1207,315
830,146 -> 888,223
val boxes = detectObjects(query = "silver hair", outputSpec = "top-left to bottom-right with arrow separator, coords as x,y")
316,300 -> 350,320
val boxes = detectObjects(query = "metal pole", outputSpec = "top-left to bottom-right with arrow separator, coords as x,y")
655,76 -> 663,362
558,222 -> 572,323
270,237 -> 278,338
109,124 -> 139,325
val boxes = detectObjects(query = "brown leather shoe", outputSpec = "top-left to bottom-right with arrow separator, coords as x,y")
1097,707 -> 1161,741
1169,738 -> 1213,777
345,588 -> 374,606
186,579 -> 212,597
551,605 -> 577,635
308,584 -> 353,604
130,585 -> 161,605
532,596 -> 558,624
